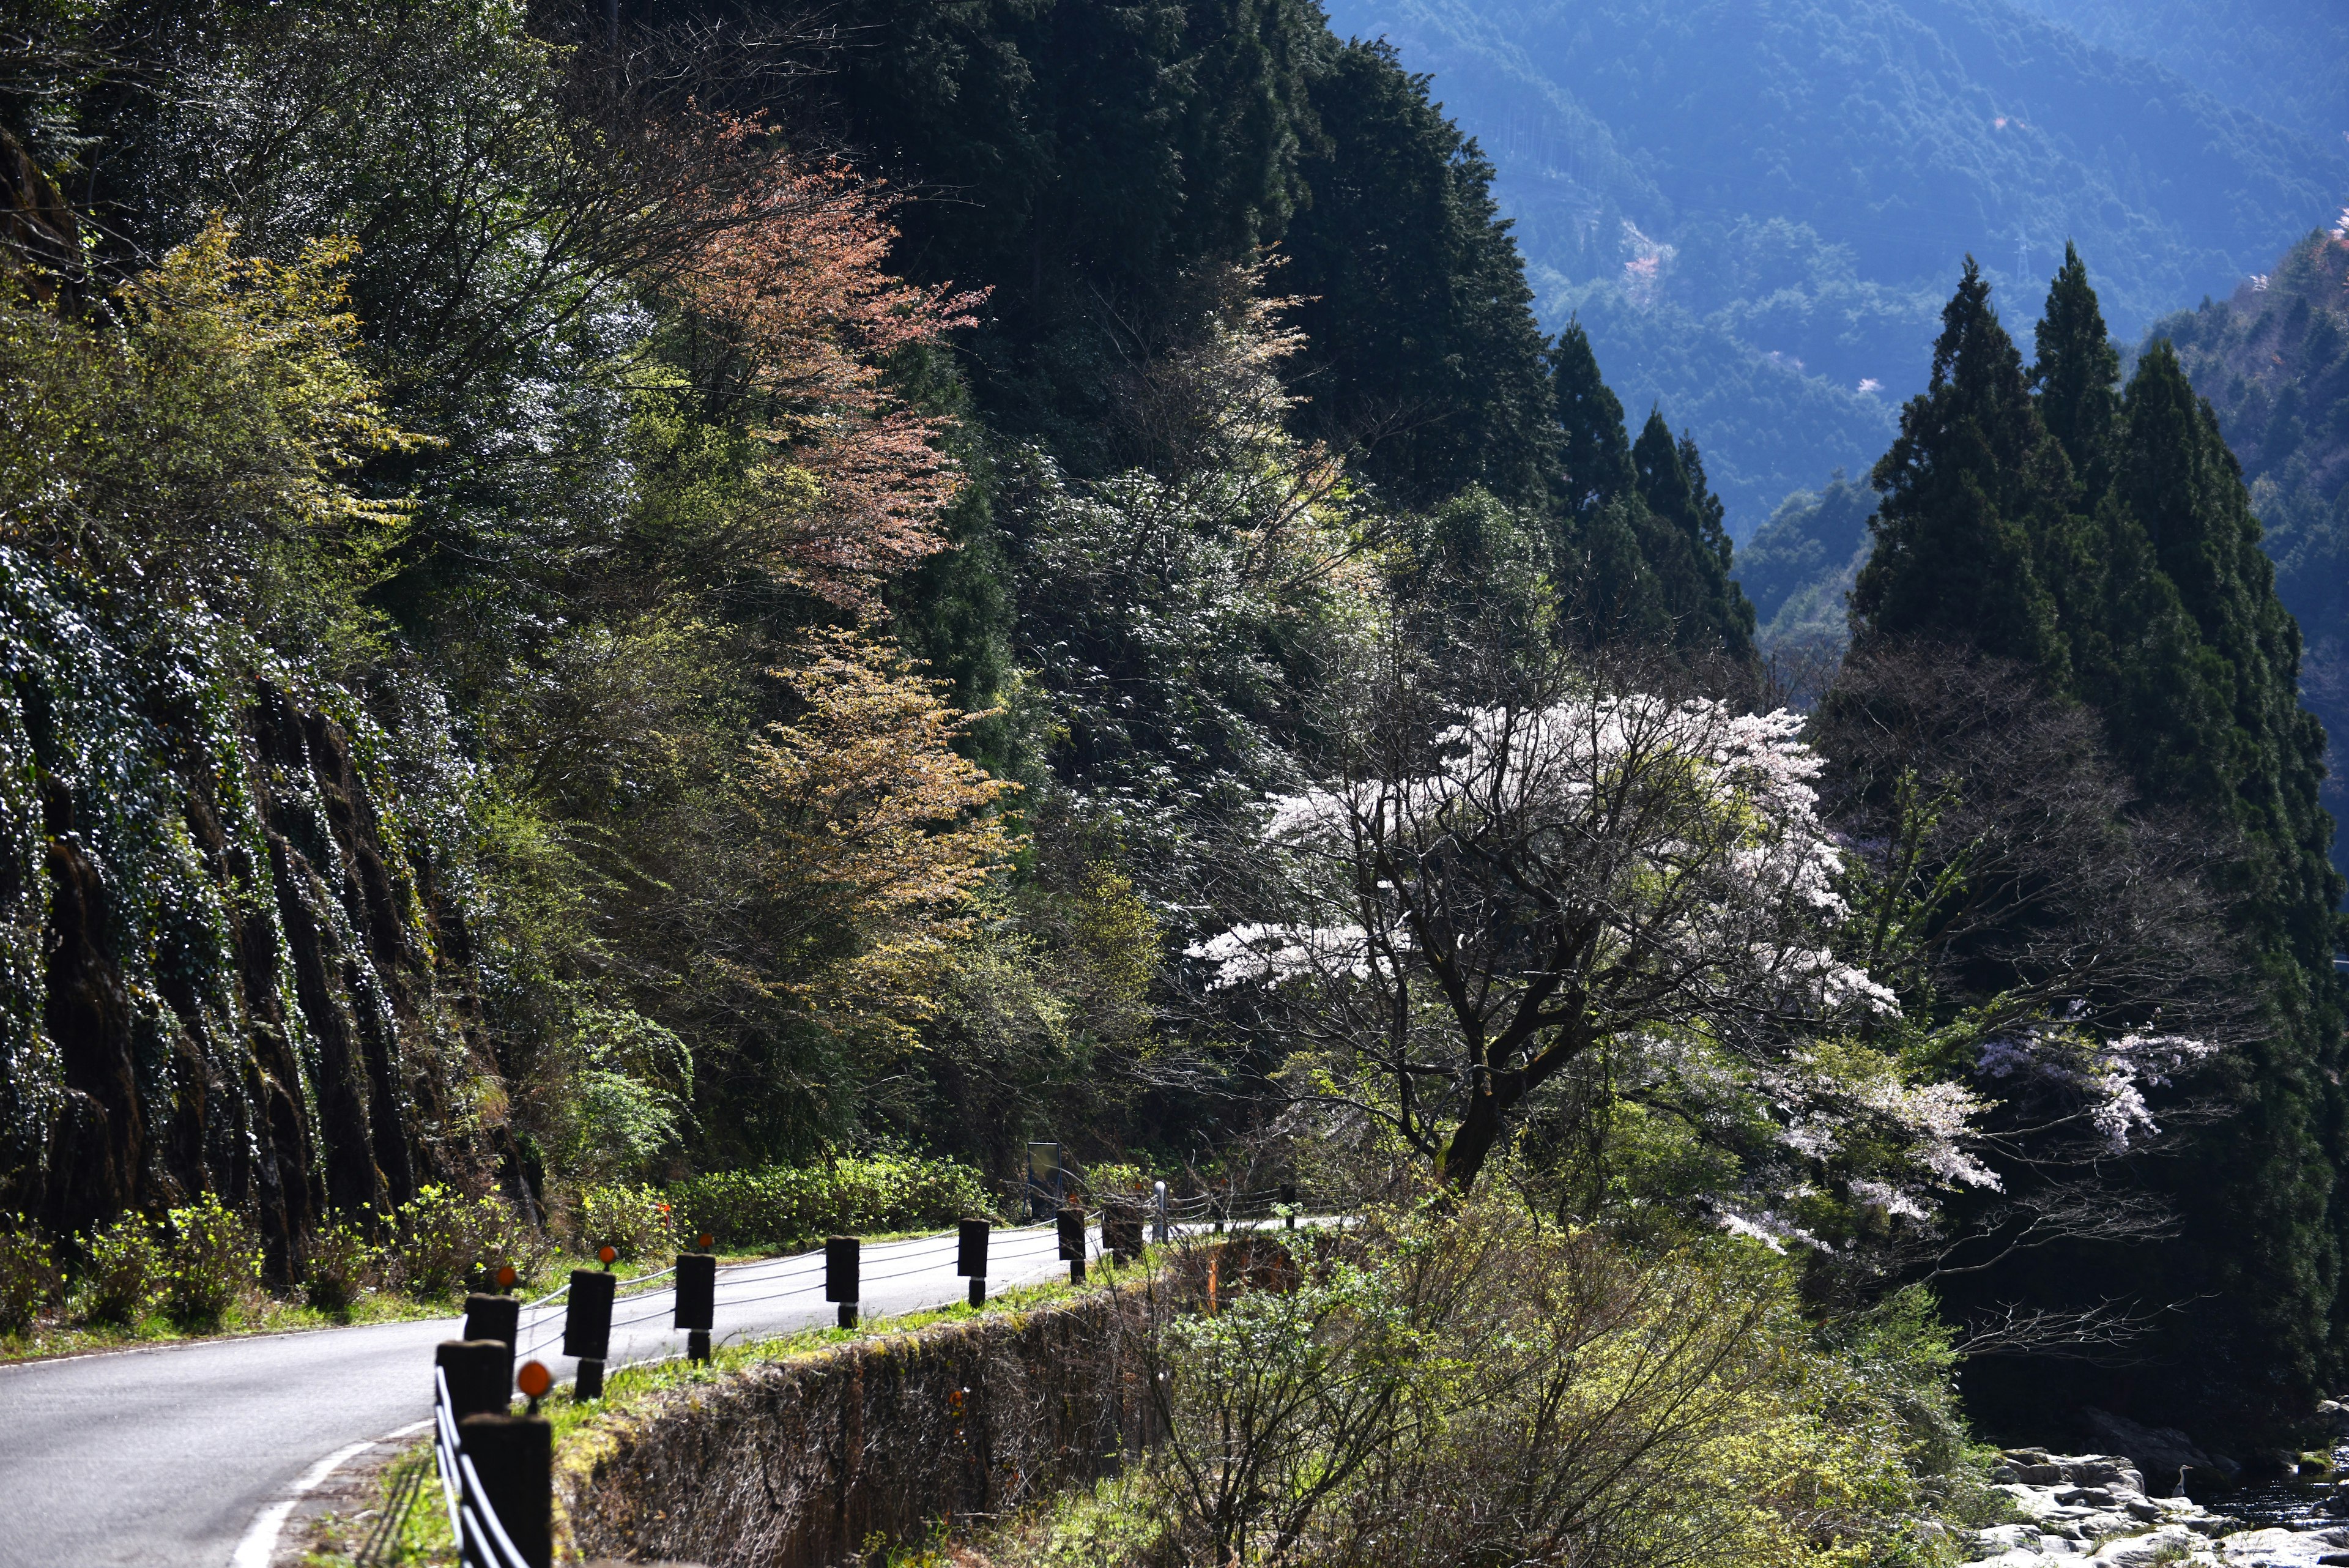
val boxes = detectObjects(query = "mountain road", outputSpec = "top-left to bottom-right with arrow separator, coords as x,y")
0,1220 -> 1099,1567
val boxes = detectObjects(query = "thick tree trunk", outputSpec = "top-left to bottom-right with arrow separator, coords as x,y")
1434,1087 -> 1514,1193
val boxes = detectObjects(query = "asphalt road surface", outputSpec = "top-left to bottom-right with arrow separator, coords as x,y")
0,1220 -> 1096,1567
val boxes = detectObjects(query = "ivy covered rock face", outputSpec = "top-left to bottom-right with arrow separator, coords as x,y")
0,226 -> 489,1284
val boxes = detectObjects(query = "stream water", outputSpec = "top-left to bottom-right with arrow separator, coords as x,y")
2211,1447 -> 2349,1533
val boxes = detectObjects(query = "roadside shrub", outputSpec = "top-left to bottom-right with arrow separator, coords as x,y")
1124,1197 -> 1950,1568
668,1155 -> 996,1249
0,1220 -> 56,1335
568,1183 -> 677,1261
303,1222 -> 379,1310
1082,1162 -> 1148,1200
81,1213 -> 162,1323
390,1184 -> 546,1298
160,1194 -> 262,1323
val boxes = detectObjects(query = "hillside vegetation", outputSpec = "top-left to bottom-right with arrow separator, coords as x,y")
1319,0 -> 2349,535
0,0 -> 2345,1557
2153,228 -> 2349,875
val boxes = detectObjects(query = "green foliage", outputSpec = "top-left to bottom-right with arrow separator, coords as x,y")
388,1185 -> 541,1301
1124,1202 -> 1965,1568
814,0 -> 1327,458
160,1194 -> 261,1324
567,1184 -> 677,1263
0,1219 -> 54,1334
540,1007 -> 693,1189
1735,470 -> 1874,647
667,1157 -> 997,1250
1281,38 -> 1556,507
0,221 -> 418,656
81,1213 -> 161,1324
1079,1162 -> 1149,1198
302,1222 -> 379,1312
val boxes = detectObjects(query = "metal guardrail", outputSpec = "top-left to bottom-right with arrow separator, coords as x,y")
421,1206 -> 1330,1563
432,1365 -> 536,1568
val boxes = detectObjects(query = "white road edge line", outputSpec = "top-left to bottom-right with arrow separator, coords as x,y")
227,1437 -> 379,1568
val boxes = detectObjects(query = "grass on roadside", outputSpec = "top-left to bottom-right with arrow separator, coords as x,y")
541,1255 -> 1132,1447
297,1437 -> 454,1568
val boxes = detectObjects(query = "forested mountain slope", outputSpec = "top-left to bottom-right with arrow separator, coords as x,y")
2154,227 -> 2349,873
1318,0 -> 2349,537
2003,0 -> 2349,143
0,0 -> 1757,1265
2,0 -> 2345,1471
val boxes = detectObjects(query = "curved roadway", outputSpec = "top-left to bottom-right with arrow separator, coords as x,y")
0,1221 -> 1099,1566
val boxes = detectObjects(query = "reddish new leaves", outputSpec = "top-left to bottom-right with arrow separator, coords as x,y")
679,139 -> 987,608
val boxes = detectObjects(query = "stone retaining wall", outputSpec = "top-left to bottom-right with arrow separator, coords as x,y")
562,1287 -> 1160,1567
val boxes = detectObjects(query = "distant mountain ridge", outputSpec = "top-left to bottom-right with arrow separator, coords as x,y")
2003,0 -> 2349,143
1317,0 -> 2349,539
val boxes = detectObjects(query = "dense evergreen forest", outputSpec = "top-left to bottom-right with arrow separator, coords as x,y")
2005,0 -> 2348,142
4,0 -> 2349,1545
1319,0 -> 2349,538
2151,229 -> 2349,876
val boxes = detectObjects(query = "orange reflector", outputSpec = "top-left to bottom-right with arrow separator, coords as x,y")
496,1264 -> 518,1289
697,1233 -> 713,1250
517,1360 -> 552,1399
598,1245 -> 617,1265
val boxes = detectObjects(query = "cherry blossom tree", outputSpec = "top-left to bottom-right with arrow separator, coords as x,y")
1189,661 -> 1991,1211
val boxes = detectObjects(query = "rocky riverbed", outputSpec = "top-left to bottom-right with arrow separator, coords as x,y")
1961,1451 -> 2349,1568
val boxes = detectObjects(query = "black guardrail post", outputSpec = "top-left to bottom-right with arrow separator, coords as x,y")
675,1247 -> 716,1363
1104,1201 -> 1142,1264
435,1339 -> 510,1420
1280,1182 -> 1298,1231
459,1411 -> 552,1568
462,1290 -> 519,1399
562,1266 -> 616,1399
826,1235 -> 860,1329
957,1217 -> 989,1307
1057,1205 -> 1086,1284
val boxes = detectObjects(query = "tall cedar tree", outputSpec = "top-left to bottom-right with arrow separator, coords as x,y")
785,0 -> 1325,459
1631,412 -> 1757,661
1854,252 -> 2349,1430
1852,258 -> 2069,678
1553,319 -> 1636,515
2102,344 -> 2347,1422
1279,39 -> 1554,508
1540,323 -> 1756,661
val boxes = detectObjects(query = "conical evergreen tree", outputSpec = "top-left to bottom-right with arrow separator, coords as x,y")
2107,344 -> 2342,950
2027,245 -> 2120,666
1849,251 -> 2349,1432
1630,410 -> 1757,660
2097,340 -> 2348,1419
2033,242 -> 2123,499
1552,319 -> 1635,518
1281,39 -> 1554,507
1679,431 -> 1757,658
1850,259 -> 2068,677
